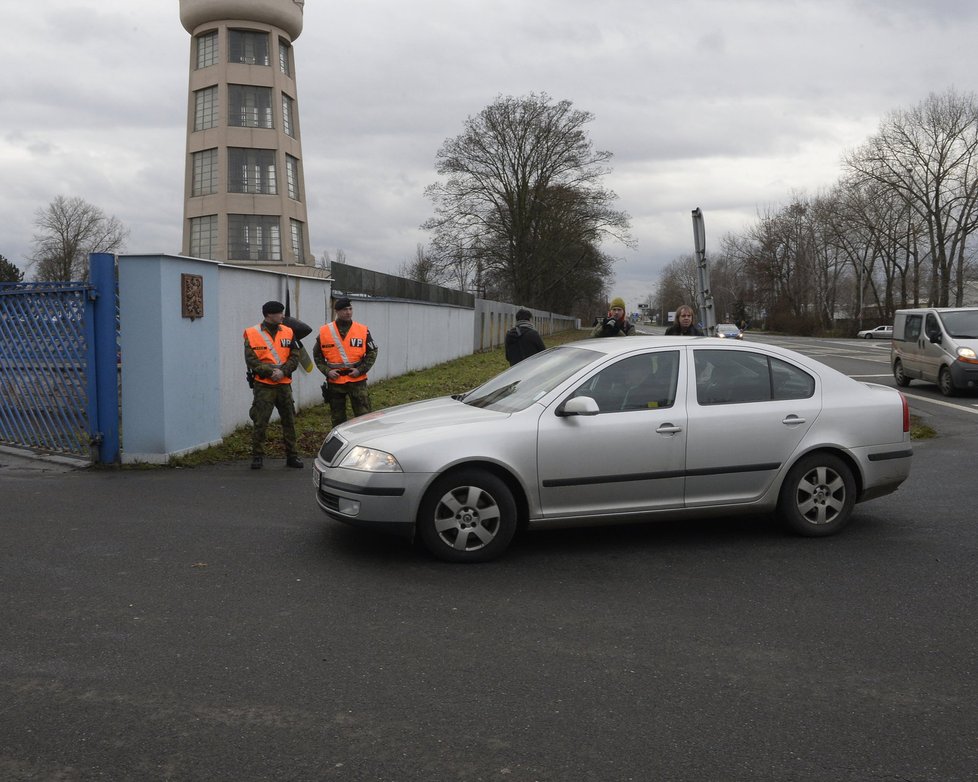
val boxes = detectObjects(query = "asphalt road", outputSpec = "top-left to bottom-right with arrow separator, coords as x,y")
3,454 -> 978,779
2,336 -> 977,781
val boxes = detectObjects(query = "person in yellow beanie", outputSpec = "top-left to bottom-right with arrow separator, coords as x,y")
590,296 -> 636,337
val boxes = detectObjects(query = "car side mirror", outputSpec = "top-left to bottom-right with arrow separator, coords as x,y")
558,396 -> 600,417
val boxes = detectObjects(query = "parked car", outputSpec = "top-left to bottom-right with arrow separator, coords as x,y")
715,323 -> 744,339
313,337 -> 913,562
857,325 -> 894,340
891,307 -> 978,396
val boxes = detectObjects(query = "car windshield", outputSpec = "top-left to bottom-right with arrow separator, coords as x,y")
462,346 -> 598,412
939,310 -> 978,338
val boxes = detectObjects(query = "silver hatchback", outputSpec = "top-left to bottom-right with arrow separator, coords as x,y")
313,338 -> 912,562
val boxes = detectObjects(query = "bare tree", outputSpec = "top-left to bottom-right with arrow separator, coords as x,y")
396,243 -> 443,285
29,196 -> 128,281
656,255 -> 699,319
844,89 -> 978,306
317,248 -> 348,271
423,93 -> 631,314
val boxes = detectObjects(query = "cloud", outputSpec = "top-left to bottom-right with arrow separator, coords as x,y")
2,0 -> 976,302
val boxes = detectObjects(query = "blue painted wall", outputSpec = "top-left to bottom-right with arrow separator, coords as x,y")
119,255 -> 222,461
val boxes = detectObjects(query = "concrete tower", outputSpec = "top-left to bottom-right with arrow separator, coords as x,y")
179,0 -> 312,266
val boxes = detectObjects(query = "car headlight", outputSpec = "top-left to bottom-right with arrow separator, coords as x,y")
957,347 -> 978,364
717,332 -> 726,338
339,446 -> 403,472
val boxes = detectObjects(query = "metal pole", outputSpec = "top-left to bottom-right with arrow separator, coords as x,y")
89,253 -> 120,464
691,208 -> 716,334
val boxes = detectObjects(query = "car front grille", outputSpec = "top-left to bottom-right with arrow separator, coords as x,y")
319,434 -> 345,464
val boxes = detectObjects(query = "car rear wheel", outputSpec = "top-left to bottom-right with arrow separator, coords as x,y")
777,453 -> 856,537
938,366 -> 956,397
417,469 -> 517,563
893,359 -> 911,387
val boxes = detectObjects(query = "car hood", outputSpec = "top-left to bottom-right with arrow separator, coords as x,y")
333,396 -> 511,444
950,336 -> 978,352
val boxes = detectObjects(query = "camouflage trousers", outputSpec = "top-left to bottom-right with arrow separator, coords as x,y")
322,380 -> 372,427
250,383 -> 297,457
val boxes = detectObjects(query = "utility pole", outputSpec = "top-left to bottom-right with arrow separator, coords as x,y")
691,208 -> 716,335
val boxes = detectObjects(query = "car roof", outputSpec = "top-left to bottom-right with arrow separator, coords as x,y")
895,307 -> 978,314
555,336 -> 854,390
560,335 -> 786,357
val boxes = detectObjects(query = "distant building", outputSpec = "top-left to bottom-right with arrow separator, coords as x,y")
179,0 -> 313,267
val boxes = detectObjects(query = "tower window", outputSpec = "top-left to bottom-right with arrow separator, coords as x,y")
191,149 -> 218,196
279,39 -> 292,76
196,31 -> 218,69
194,86 -> 218,131
228,215 -> 281,261
189,215 -> 218,259
229,85 -> 273,129
228,148 -> 277,195
285,155 -> 301,200
229,30 -> 270,66
290,219 -> 305,263
282,94 -> 295,138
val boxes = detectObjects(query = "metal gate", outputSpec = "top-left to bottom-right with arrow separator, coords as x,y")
0,256 -> 120,462
0,282 -> 97,458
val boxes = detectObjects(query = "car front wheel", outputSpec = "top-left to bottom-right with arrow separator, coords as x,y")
864,333 -> 873,339
893,359 -> 911,387
777,453 -> 856,537
417,469 -> 517,563
938,366 -> 956,397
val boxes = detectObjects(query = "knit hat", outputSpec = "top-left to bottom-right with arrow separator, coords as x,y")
333,297 -> 353,310
262,300 -> 285,316
610,297 -> 626,311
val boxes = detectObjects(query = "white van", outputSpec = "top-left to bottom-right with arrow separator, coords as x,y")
891,307 -> 978,395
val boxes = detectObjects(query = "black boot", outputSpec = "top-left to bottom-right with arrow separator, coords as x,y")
251,456 -> 263,470
286,456 -> 304,468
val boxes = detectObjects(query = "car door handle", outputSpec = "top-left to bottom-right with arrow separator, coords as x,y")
782,415 -> 806,426
656,423 -> 683,435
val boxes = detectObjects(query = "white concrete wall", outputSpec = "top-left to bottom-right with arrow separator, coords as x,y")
351,298 -> 474,382
118,254 -> 477,463
474,299 -> 578,351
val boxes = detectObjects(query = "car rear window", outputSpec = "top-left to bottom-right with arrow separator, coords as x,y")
694,349 -> 815,405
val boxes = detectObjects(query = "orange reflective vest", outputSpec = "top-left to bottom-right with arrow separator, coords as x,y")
244,323 -> 294,385
319,321 -> 368,385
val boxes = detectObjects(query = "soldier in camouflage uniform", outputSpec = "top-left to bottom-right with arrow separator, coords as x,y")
244,301 -> 303,470
314,297 -> 378,428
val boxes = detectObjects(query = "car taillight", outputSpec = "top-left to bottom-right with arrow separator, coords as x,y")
900,392 -> 910,433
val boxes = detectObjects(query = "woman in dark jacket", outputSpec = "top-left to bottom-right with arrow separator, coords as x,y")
664,304 -> 705,336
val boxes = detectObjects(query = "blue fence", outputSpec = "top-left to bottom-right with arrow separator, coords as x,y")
0,254 -> 120,462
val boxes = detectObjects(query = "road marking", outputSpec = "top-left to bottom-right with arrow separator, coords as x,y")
902,392 -> 978,415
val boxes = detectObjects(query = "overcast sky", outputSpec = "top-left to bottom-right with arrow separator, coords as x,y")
3,0 -> 977,310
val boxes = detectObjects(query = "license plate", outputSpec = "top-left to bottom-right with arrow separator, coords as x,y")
312,464 -> 322,489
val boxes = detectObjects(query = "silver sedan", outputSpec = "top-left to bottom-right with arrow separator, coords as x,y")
857,325 -> 894,339
313,337 -> 913,562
